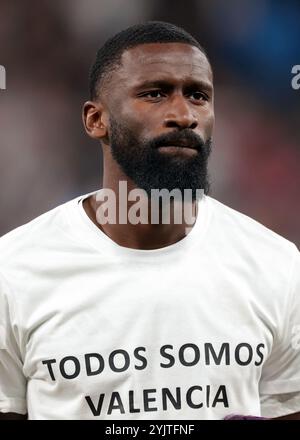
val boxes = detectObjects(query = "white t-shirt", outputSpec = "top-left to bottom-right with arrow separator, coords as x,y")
0,191 -> 300,420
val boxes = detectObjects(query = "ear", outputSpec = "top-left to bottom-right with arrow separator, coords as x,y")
82,100 -> 108,140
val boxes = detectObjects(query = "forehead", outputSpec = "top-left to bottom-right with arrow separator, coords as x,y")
115,42 -> 213,86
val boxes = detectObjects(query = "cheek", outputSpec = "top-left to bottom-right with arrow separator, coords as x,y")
119,105 -> 157,138
203,109 -> 215,137
117,102 -> 145,127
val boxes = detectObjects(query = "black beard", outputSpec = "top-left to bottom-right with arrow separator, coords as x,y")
108,116 -> 212,201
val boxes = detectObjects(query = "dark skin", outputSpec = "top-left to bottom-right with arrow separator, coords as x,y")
82,43 -> 214,250
1,43 -> 299,420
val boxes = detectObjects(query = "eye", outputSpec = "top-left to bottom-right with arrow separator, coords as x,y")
141,90 -> 164,99
189,91 -> 208,102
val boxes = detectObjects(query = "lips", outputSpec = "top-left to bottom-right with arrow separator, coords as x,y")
157,145 -> 199,156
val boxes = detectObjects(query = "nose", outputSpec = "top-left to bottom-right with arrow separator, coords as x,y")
163,95 -> 198,130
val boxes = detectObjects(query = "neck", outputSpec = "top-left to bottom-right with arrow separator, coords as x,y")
83,151 -> 199,250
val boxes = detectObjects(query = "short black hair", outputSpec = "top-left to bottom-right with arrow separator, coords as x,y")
89,21 -> 208,100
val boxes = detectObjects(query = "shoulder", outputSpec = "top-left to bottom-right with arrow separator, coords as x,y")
0,194 -> 83,269
206,195 -> 299,263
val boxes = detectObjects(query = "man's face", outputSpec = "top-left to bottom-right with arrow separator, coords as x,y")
103,42 -> 214,199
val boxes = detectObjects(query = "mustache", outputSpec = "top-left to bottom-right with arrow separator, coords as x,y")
148,129 -> 208,151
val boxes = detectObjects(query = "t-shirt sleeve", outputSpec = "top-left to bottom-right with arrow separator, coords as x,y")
259,246 -> 300,417
0,274 -> 27,415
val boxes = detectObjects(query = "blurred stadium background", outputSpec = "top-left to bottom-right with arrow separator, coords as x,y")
0,0 -> 299,245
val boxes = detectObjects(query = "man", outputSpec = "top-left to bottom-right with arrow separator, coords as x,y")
0,21 -> 299,420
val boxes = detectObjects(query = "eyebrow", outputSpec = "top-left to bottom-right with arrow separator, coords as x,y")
133,79 -> 213,93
